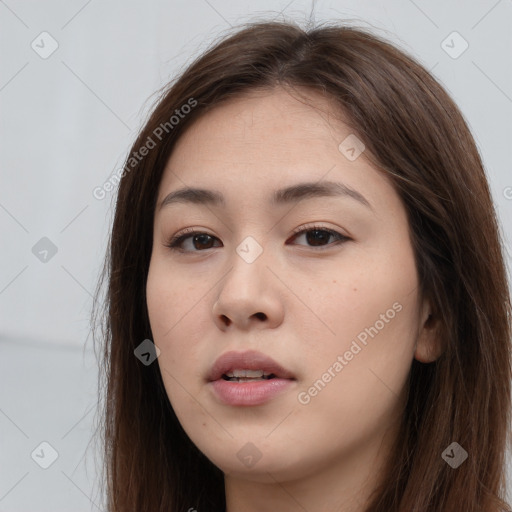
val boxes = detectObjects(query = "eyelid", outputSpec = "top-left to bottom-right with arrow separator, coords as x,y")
290,222 -> 349,238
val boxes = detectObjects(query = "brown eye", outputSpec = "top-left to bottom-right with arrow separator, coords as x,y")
289,226 -> 350,249
166,231 -> 221,251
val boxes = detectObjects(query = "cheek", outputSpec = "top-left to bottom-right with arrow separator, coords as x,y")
295,250 -> 420,415
146,257 -> 205,338
298,248 -> 419,362
291,302 -> 417,463
146,259 -> 172,334
146,258 -> 210,400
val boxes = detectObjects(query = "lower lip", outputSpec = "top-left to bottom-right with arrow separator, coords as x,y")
210,378 -> 294,406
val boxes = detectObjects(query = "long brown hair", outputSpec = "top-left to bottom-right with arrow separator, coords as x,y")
92,19 -> 512,511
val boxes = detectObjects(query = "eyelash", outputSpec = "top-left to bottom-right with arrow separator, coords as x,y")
164,223 -> 350,253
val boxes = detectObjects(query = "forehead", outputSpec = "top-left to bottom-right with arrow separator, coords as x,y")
156,87 -> 397,218
180,87 -> 348,147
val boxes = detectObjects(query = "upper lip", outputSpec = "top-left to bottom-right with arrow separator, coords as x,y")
208,350 -> 295,382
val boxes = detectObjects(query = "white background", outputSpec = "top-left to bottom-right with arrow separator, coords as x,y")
1,0 -> 511,510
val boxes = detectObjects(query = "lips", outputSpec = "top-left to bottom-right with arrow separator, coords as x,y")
207,350 -> 296,406
207,350 -> 295,382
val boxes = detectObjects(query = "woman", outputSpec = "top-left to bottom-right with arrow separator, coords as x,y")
92,20 -> 512,511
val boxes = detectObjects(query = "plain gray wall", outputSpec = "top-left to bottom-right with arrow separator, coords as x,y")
1,0 -> 511,510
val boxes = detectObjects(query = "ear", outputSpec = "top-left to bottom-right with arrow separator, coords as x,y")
414,298 -> 444,363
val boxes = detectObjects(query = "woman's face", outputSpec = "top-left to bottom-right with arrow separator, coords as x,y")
146,88 -> 437,486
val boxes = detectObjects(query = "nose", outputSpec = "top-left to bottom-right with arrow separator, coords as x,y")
211,245 -> 285,332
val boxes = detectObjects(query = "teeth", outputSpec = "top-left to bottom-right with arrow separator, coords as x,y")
224,369 -> 272,378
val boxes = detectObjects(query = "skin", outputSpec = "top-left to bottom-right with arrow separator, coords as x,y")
146,87 -> 442,511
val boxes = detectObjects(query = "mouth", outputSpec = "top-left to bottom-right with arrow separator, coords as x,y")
208,350 -> 295,382
221,369 -> 277,382
207,350 -> 296,406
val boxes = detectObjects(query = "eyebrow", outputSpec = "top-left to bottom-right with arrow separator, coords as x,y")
158,180 -> 373,211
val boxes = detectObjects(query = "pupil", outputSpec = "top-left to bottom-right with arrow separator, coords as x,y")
194,234 -> 214,250
307,230 -> 329,246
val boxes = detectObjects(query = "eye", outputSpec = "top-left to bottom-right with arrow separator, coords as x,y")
165,228 -> 221,252
289,224 -> 350,249
165,224 -> 350,253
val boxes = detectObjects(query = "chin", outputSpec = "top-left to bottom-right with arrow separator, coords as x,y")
198,440 -> 313,483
